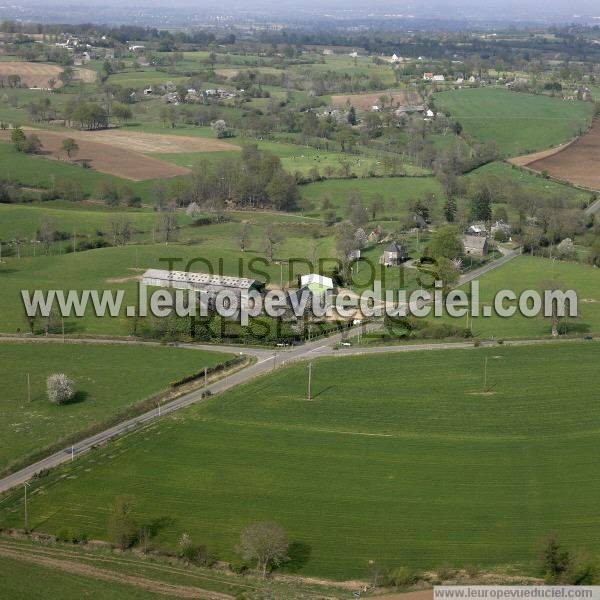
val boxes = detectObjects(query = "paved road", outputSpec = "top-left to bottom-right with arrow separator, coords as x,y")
0,246 -> 525,494
1,331 -> 592,494
584,197 -> 600,218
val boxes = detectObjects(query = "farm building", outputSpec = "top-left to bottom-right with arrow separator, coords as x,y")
462,235 -> 489,257
142,269 -> 265,298
467,223 -> 488,236
300,274 -> 334,294
379,242 -> 408,266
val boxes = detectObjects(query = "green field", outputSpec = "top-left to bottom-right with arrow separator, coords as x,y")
434,88 -> 594,157
437,255 -> 600,338
153,139 -> 421,178
0,555 -> 164,599
300,176 -> 443,218
0,342 -> 232,472
0,202 -> 159,242
2,343 -> 598,580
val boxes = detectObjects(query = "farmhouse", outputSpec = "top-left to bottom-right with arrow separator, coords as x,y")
379,242 -> 408,266
142,269 -> 265,299
462,235 -> 489,256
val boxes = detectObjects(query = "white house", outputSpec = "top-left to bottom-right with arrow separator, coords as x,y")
432,75 -> 445,82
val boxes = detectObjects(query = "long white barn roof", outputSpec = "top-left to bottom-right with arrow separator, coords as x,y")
143,269 -> 259,291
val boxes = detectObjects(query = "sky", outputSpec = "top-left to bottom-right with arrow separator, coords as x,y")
2,0 -> 600,26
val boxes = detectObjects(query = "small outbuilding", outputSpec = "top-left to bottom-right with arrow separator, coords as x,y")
300,274 -> 334,294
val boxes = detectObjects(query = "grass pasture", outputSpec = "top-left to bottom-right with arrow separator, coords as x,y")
0,342 -> 232,473
300,176 -> 443,219
467,161 -> 594,208
434,88 -> 594,157
436,255 -> 600,339
153,138 -> 392,178
2,343 -> 599,580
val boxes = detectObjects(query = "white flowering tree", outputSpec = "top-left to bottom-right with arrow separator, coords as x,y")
46,373 -> 75,405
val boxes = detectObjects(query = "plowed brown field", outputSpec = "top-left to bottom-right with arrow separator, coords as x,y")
0,130 -> 190,181
331,90 -> 421,110
509,120 -> 600,191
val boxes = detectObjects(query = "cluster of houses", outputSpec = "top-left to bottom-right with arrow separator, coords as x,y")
52,34 -> 115,61
463,220 -> 511,256
160,87 -> 238,104
423,73 -> 446,82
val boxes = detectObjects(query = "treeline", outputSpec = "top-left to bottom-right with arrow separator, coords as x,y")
0,21 -> 235,47
166,145 -> 299,211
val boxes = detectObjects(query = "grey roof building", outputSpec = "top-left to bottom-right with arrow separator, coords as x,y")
142,269 -> 264,296
379,242 -> 408,266
462,235 -> 489,256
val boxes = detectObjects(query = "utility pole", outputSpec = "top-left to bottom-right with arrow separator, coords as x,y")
61,316 -> 65,342
484,356 -> 488,392
157,401 -> 161,417
273,352 -> 277,371
307,362 -> 313,400
204,366 -> 208,391
27,373 -> 31,403
24,482 -> 30,530
71,445 -> 75,462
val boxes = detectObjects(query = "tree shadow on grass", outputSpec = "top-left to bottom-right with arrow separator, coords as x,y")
285,541 -> 312,573
65,390 -> 89,405
145,516 -> 175,538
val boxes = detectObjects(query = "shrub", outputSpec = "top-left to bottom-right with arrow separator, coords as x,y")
229,558 -> 249,574
437,563 -> 456,581
46,374 -> 75,405
178,533 -> 213,566
107,496 -> 138,550
390,566 -> 417,587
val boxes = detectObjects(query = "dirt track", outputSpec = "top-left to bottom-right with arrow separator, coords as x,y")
0,130 -> 191,181
0,61 -> 96,88
0,543 -> 233,599
509,120 -> 600,191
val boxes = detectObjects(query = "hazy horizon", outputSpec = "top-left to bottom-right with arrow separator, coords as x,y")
2,0 -> 600,27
